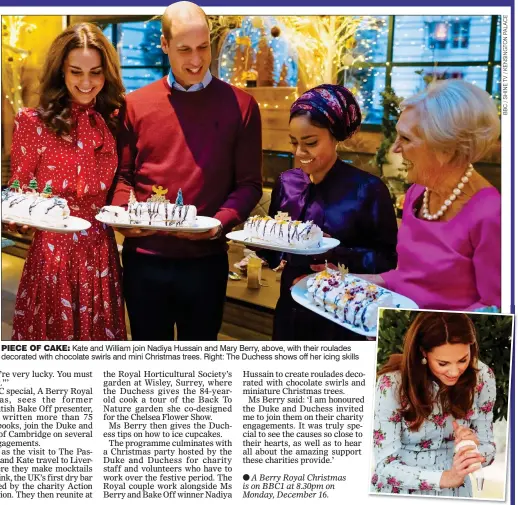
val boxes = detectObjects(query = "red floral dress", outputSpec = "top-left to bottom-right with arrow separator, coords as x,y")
9,104 -> 126,340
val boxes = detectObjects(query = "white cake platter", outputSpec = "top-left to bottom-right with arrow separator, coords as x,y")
96,213 -> 221,233
226,229 -> 340,256
291,274 -> 419,337
2,216 -> 91,234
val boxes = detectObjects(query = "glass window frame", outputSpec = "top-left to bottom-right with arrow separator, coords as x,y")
348,15 -> 501,131
102,21 -> 169,87
97,16 -> 500,128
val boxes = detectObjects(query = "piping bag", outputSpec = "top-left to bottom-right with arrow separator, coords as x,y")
454,439 -> 484,491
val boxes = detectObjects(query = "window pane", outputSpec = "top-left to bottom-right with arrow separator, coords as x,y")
492,64 -> 501,112
492,64 -> 501,98
352,16 -> 389,64
103,24 -> 113,41
344,67 -> 386,124
123,68 -> 164,93
117,21 -> 163,67
494,16 -> 501,61
393,15 -> 492,63
391,65 -> 488,99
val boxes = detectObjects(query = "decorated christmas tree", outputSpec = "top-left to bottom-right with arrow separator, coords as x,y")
256,31 -> 274,87
175,189 -> 184,206
278,63 -> 289,87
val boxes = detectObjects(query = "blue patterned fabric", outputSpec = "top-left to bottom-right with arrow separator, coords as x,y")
290,84 -> 362,141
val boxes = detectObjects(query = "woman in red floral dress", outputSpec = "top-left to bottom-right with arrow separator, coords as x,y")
8,23 -> 126,340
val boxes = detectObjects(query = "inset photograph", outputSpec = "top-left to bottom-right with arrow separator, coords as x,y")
370,309 -> 513,499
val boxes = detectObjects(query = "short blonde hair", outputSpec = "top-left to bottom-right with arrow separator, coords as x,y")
401,79 -> 500,165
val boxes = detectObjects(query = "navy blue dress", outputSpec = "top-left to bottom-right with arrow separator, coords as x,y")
264,159 -> 398,340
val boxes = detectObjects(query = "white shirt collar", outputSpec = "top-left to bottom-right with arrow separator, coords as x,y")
167,69 -> 212,92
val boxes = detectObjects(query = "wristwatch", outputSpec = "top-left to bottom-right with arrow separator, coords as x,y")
209,224 -> 224,240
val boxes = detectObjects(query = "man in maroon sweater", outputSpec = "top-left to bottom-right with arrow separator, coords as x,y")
112,1 -> 262,340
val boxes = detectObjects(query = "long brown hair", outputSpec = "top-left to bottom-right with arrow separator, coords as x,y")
37,23 -> 124,136
379,312 -> 479,431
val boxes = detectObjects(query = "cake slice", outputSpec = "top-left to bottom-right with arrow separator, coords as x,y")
306,270 -> 395,332
244,214 -> 323,249
2,188 -> 70,226
97,188 -> 197,227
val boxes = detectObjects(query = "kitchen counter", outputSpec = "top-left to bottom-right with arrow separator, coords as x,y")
226,242 -> 280,311
222,242 -> 281,340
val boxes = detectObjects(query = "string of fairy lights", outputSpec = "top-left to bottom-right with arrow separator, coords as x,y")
2,16 -> 35,113
2,15 -> 501,121
215,15 -> 500,123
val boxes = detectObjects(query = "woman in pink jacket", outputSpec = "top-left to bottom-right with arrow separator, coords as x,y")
360,79 -> 501,311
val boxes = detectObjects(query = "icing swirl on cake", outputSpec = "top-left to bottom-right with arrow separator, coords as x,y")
307,271 -> 395,332
2,189 -> 70,225
244,215 -> 323,249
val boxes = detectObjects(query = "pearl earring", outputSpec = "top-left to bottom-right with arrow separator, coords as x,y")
421,357 -> 427,365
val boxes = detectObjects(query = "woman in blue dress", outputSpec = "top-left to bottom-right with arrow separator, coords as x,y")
372,312 -> 496,496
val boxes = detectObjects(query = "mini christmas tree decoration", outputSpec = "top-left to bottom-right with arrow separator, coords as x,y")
175,188 -> 184,206
28,178 -> 38,192
41,183 -> 53,197
10,179 -> 21,192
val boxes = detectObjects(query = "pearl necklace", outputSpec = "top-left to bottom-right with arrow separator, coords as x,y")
422,164 -> 474,221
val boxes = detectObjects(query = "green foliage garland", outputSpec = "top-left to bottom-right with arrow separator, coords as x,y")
372,86 -> 403,173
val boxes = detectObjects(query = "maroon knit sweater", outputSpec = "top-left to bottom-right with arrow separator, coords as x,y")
111,76 -> 262,258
